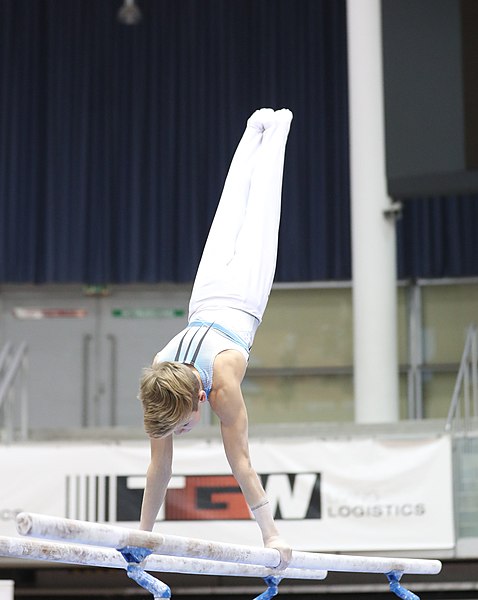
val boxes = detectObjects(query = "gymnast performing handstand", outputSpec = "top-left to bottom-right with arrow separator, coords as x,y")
138,108 -> 293,568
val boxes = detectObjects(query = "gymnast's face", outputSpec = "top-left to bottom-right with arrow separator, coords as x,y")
173,390 -> 206,435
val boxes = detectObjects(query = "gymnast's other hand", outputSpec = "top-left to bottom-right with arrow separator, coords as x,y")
265,535 -> 292,569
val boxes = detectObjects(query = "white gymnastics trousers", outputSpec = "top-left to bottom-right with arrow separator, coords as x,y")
188,108 -> 293,346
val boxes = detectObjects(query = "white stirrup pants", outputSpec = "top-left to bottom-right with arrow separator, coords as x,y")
188,108 -> 293,345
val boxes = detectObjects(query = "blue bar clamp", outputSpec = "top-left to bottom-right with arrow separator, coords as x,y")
387,570 -> 420,600
120,545 -> 171,599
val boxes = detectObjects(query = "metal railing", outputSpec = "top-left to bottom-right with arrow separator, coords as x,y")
0,341 -> 28,442
445,324 -> 478,435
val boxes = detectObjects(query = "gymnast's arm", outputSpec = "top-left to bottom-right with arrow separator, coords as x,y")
139,435 -> 173,531
209,351 -> 292,568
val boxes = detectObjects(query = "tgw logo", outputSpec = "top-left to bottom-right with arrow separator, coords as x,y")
65,473 -> 321,522
123,472 -> 321,522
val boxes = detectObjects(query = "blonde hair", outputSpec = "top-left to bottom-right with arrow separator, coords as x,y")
139,362 -> 201,438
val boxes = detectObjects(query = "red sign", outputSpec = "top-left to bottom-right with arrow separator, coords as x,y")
12,308 -> 87,320
165,475 -> 251,521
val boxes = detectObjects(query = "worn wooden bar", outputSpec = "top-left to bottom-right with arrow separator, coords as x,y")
0,535 -> 326,580
16,512 -> 442,575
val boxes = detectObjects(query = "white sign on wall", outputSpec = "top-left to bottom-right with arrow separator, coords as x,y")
0,435 -> 454,553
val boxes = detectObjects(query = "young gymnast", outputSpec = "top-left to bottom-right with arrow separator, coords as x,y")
139,108 -> 293,568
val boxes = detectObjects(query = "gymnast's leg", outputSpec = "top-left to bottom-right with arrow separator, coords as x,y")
189,108 -> 274,320
227,109 -> 293,321
189,108 -> 292,324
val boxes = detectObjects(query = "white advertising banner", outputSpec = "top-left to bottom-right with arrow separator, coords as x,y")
0,435 -> 454,553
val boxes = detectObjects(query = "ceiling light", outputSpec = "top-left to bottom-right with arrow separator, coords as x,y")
117,0 -> 142,25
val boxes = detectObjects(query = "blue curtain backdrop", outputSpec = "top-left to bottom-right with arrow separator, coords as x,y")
396,195 -> 478,279
0,0 -> 350,284
0,0 -> 477,284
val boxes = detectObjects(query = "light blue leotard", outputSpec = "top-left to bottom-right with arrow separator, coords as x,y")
153,321 -> 250,398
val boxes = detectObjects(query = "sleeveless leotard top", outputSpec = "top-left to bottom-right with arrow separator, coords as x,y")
153,321 -> 250,398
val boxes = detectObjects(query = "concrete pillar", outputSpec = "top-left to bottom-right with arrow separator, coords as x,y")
347,0 -> 399,422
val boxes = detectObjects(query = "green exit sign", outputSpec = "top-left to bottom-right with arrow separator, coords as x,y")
112,308 -> 186,319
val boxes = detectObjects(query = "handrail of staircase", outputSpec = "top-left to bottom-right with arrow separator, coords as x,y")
0,341 -> 13,373
0,342 -> 28,441
445,324 -> 478,434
